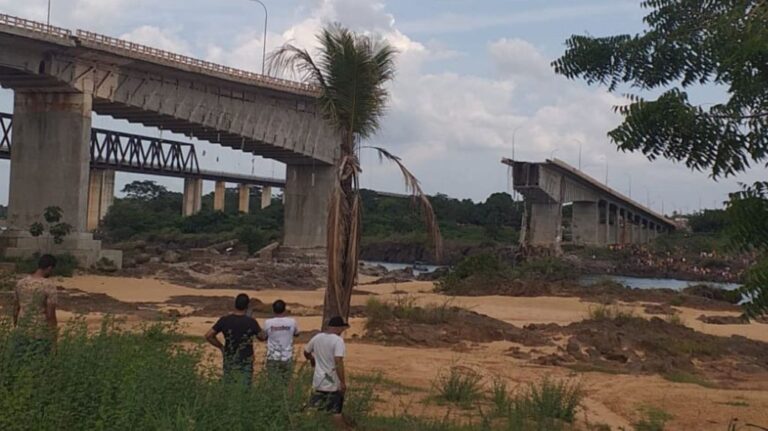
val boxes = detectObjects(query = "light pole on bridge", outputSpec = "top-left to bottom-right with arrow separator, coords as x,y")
246,0 -> 269,75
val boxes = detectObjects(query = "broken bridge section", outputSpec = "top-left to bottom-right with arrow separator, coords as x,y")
503,158 -> 675,252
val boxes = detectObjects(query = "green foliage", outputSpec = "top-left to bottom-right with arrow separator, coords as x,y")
632,406 -> 673,431
512,258 -> 576,282
587,304 -> 636,321
239,226 -> 269,255
14,253 -> 78,277
361,190 -> 522,246
29,206 -> 72,245
122,180 -> 169,200
365,296 -> 454,326
514,378 -> 583,424
687,209 -> 728,234
433,366 -> 484,407
0,318 -> 380,430
437,253 -> 514,294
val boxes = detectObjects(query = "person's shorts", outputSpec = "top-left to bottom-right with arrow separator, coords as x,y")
309,390 -> 344,414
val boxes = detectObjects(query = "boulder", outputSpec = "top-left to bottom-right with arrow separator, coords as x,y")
162,250 -> 182,264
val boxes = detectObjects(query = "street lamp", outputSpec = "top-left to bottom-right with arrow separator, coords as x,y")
47,0 -> 51,25
572,138 -> 583,171
511,125 -> 523,161
246,0 -> 268,75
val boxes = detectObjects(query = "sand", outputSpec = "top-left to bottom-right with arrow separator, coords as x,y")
50,274 -> 768,430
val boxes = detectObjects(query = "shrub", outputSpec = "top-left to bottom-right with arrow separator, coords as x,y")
437,253 -> 513,294
365,296 -> 455,326
14,253 -> 78,277
433,366 -> 484,407
514,378 -> 583,424
511,258 -> 577,282
238,226 -> 269,255
587,304 -> 636,321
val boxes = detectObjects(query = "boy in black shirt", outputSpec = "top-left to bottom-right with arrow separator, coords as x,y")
205,293 -> 264,385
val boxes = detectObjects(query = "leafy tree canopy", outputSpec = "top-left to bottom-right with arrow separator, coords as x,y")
554,0 -> 768,316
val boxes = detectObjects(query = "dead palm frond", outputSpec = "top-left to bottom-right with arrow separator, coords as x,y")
269,24 -> 442,323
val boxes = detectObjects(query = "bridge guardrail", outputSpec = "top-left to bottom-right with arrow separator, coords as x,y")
75,30 -> 321,96
0,13 -> 71,38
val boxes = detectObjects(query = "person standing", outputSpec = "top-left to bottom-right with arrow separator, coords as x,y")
304,316 -> 349,427
205,293 -> 263,385
264,299 -> 299,379
12,254 -> 58,356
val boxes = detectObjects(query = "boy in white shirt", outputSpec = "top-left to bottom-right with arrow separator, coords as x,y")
264,299 -> 299,378
304,316 -> 349,427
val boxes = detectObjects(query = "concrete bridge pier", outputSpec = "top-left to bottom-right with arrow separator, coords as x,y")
283,164 -> 335,248
572,201 -> 599,246
2,92 -> 121,267
213,181 -> 226,211
523,202 -> 562,248
87,168 -> 115,231
183,178 -> 203,216
238,184 -> 251,213
261,186 -> 272,209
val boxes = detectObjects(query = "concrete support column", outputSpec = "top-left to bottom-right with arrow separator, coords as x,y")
607,204 -> 619,245
525,202 -> 562,247
261,186 -> 272,209
86,168 -> 115,231
182,178 -> 203,216
213,181 -> 226,211
572,201 -> 599,246
8,92 -> 92,232
238,184 -> 250,213
597,202 -> 607,245
283,164 -> 335,248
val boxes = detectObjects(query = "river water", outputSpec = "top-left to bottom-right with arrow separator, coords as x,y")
363,261 -> 741,291
580,275 -> 741,291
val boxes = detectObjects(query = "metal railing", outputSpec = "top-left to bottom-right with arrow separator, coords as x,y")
0,13 -> 71,38
76,30 -> 320,96
0,13 -> 319,96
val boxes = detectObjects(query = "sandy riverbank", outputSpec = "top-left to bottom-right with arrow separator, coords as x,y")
42,274 -> 768,430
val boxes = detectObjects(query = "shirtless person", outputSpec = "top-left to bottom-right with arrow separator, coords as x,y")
13,254 -> 58,356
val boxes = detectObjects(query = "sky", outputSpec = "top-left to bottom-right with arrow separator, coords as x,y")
0,0 -> 764,215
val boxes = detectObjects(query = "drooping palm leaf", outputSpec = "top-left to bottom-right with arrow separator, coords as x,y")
364,146 -> 444,261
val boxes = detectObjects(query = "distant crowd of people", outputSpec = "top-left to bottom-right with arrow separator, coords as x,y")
11,255 -> 351,428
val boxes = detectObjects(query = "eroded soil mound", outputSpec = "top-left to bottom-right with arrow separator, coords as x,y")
536,317 -> 768,383
364,306 -> 549,348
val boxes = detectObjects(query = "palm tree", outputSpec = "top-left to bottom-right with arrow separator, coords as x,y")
269,24 -> 442,324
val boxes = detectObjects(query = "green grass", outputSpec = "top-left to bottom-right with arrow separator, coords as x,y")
10,253 -> 79,277
662,371 -> 716,388
514,378 -> 584,424
365,296 -> 456,326
587,304 -> 636,321
433,366 -> 484,407
0,316 -> 367,430
632,406 -> 673,431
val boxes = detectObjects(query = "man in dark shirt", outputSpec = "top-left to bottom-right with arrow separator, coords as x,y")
205,293 -> 264,385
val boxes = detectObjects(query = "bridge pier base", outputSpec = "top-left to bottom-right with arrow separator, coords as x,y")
283,164 -> 334,249
183,178 -> 203,216
238,184 -> 251,213
214,181 -> 226,212
2,92 -> 121,268
572,202 -> 599,246
522,202 -> 562,250
261,186 -> 272,209
87,168 -> 115,231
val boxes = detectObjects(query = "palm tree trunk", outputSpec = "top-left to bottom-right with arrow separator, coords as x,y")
323,134 -> 360,327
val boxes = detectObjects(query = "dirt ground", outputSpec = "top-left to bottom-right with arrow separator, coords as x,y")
6,273 -> 768,430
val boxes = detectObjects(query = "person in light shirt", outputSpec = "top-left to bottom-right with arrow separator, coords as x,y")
304,316 -> 349,428
263,299 -> 299,379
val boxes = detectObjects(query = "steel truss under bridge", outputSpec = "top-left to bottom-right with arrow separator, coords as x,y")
0,113 -> 286,188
